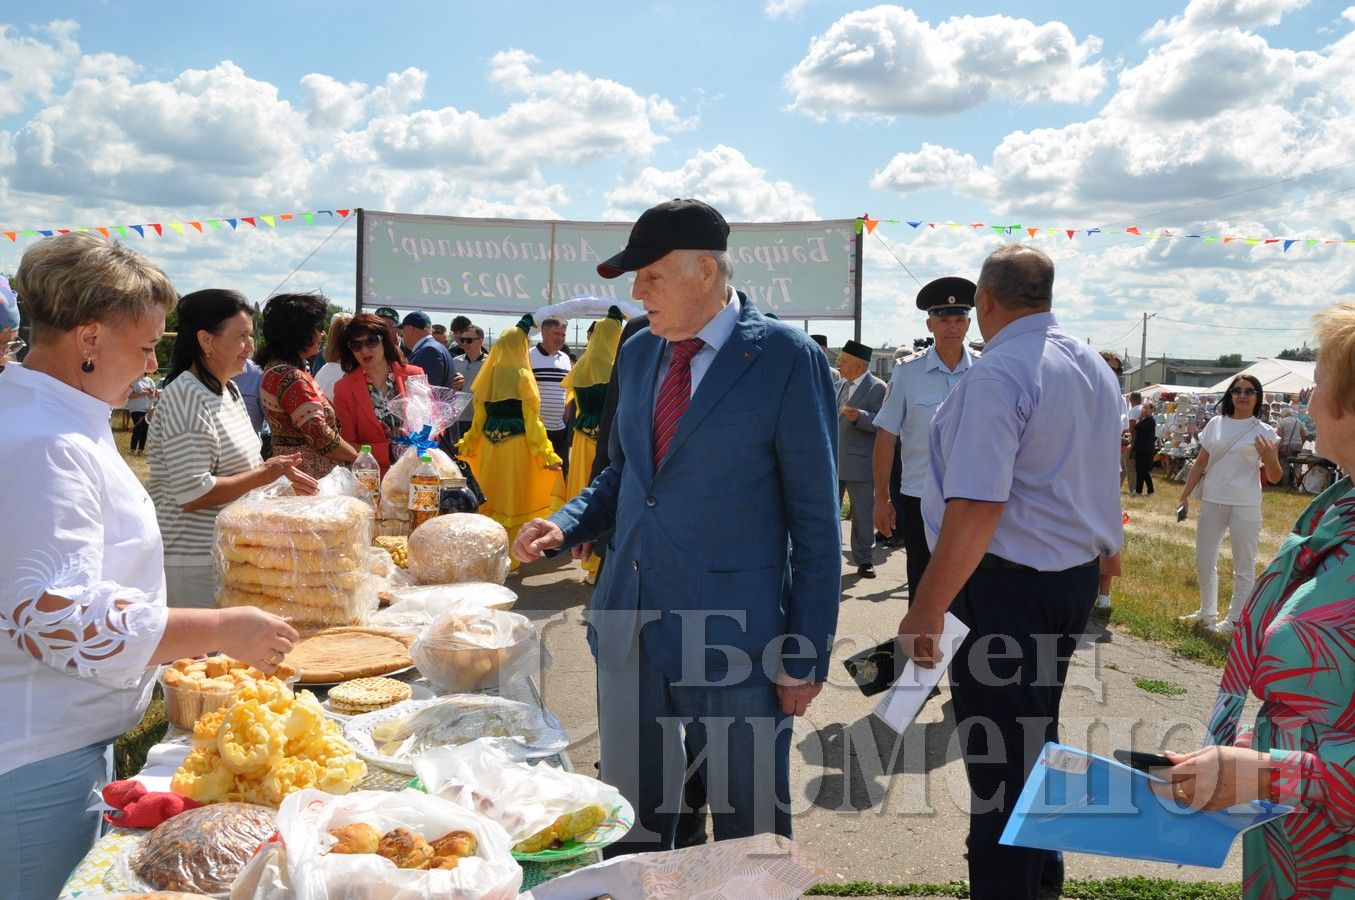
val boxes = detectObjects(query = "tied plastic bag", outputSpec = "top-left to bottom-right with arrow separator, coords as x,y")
126,802 -> 276,895
229,788 -> 521,900
407,514 -> 510,585
371,583 -> 517,631
381,448 -> 461,514
390,375 -> 471,451
213,481 -> 377,631
416,739 -> 626,852
410,602 -> 541,693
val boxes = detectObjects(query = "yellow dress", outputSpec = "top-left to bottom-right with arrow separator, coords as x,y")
560,309 -> 624,579
456,320 -> 564,568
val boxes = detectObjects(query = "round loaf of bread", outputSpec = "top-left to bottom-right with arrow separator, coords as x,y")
407,514 -> 510,586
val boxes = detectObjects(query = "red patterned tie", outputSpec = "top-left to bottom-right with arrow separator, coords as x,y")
653,338 -> 705,468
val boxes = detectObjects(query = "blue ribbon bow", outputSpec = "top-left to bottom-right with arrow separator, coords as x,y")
393,424 -> 438,453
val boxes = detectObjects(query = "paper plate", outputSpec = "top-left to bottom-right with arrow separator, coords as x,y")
321,681 -> 434,720
344,695 -> 570,774
510,797 -> 635,862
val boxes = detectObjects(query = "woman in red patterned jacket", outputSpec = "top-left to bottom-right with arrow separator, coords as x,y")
254,292 -> 358,479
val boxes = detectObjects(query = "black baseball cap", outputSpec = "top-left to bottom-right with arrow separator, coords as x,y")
597,199 -> 730,279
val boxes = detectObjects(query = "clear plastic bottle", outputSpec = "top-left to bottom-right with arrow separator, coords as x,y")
408,451 -> 441,530
352,444 -> 380,506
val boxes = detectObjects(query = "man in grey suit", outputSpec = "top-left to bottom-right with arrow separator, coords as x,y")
837,339 -> 886,578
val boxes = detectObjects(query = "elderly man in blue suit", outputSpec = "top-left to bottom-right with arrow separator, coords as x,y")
514,199 -> 841,852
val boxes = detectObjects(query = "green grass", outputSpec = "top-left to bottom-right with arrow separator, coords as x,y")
807,878 -> 1240,898
1133,677 -> 1188,697
1107,484 -> 1312,668
113,691 -> 167,779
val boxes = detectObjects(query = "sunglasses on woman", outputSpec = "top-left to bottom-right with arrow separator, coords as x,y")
347,334 -> 383,352
1230,387 -> 1258,397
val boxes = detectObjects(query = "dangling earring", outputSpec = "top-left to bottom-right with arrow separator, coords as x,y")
81,357 -> 95,373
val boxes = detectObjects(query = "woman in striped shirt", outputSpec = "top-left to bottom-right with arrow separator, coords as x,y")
255,292 -> 359,479
149,289 -> 317,608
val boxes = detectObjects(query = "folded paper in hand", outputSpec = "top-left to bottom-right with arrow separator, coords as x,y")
871,612 -> 968,733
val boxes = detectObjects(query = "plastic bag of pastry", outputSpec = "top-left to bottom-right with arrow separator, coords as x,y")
416,738 -> 627,853
370,582 -> 517,631
126,802 -> 276,895
228,788 -> 521,900
213,489 -> 377,631
381,446 -> 461,512
410,603 -> 541,693
407,513 -> 509,586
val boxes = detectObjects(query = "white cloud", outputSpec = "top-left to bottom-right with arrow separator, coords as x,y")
786,6 -> 1106,119
603,145 -> 817,221
870,142 -> 992,196
765,0 -> 812,19
0,20 -> 80,118
1146,0 -> 1310,40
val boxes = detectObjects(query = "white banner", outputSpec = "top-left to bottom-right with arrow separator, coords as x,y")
357,210 -> 859,320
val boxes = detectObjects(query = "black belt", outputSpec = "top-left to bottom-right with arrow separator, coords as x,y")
976,553 -> 1099,573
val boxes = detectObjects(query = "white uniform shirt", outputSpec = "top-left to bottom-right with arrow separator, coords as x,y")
0,365 -> 168,775
875,345 -> 975,498
1199,415 -> 1277,507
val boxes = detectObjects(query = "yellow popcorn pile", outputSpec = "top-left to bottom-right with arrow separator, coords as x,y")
173,678 -> 366,806
374,536 -> 408,569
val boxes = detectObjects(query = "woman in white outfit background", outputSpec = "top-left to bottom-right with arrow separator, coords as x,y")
1175,374 -> 1282,635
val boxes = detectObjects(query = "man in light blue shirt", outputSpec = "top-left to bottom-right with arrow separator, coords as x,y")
898,244 -> 1123,900
871,277 -> 976,600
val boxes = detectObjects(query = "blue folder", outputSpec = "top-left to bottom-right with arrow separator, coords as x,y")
999,742 -> 1292,868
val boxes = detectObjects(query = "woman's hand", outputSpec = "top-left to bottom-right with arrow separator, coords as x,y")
216,607 -> 299,673
1254,434 -> 1280,465
259,453 -> 318,494
1149,745 -> 1273,811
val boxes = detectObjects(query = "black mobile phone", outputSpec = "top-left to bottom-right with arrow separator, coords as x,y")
842,638 -> 897,696
1113,749 -> 1173,772
1175,505 -> 1188,522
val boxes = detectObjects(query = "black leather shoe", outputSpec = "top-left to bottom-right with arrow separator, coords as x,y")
857,564 -> 876,578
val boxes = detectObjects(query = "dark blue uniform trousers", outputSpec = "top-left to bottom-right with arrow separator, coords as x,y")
949,560 -> 1098,899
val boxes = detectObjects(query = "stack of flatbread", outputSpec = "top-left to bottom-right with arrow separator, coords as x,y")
214,494 -> 376,629
283,626 -> 415,684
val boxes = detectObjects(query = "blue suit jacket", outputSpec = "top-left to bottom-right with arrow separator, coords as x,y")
408,335 -> 454,389
551,297 -> 841,685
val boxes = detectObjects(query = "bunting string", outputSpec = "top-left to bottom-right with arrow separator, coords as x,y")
855,215 -> 1354,254
1,209 -> 353,242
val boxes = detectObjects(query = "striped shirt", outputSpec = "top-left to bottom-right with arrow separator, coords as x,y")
530,345 -> 572,431
148,370 -> 262,565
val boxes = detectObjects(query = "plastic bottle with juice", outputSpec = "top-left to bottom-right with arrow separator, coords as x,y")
408,451 -> 441,530
351,444 -> 381,507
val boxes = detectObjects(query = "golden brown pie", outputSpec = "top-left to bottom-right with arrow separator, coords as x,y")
283,627 -> 414,683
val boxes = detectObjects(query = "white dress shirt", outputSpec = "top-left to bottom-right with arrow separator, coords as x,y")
0,365 -> 168,775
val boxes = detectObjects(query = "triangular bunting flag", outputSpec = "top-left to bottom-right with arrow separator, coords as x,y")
853,218 -> 863,235
241,217 -> 256,227
1085,228 -> 1101,235
38,230 -> 53,237
991,225 -> 1005,234
863,217 -> 878,234
97,227 -> 109,238
971,222 -> 985,229
150,223 -> 163,236
57,229 -> 70,235
302,213 -> 314,224
131,225 -> 145,238
1027,227 -> 1038,238
319,210 -> 334,217
261,215 -> 276,228
1125,226 -> 1141,235
1146,231 -> 1158,238
1245,238 -> 1260,244
1263,238 -> 1279,244
883,218 -> 900,224
338,209 -> 351,218
3,232 -> 14,242
1066,230 -> 1075,240
1283,240 -> 1297,251
20,230 -> 36,236
1305,239 -> 1319,245
114,226 -> 127,237
190,221 -> 203,232
1223,236 -> 1237,243
207,220 -> 221,229
907,220 -> 921,228
279,213 -> 294,222
227,219 -> 238,229
168,223 -> 184,235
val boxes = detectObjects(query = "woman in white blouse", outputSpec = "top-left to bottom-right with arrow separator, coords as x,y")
314,312 -> 351,398
0,235 -> 298,898
1176,374 -> 1282,635
149,289 -> 315,608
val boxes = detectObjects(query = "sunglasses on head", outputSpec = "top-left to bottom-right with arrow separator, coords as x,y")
1230,387 -> 1257,397
347,334 -> 383,352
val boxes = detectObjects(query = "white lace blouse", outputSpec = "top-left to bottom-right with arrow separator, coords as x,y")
0,365 -> 168,775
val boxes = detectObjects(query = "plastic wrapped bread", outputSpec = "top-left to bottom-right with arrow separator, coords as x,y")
214,492 -> 378,629
381,447 -> 461,511
129,802 -> 277,894
407,514 -> 510,586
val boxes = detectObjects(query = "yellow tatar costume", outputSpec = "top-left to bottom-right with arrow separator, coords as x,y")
561,307 -> 625,578
456,315 -> 564,568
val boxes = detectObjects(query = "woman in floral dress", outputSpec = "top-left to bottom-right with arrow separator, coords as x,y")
1160,302 -> 1355,898
254,293 -> 358,479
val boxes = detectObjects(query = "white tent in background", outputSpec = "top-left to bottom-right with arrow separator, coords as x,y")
1207,358 -> 1316,394
1137,384 -> 1215,398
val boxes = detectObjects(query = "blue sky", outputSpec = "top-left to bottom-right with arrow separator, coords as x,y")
2,0 -> 1352,360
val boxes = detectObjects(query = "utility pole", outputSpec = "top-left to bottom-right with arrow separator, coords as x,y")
1139,313 -> 1156,389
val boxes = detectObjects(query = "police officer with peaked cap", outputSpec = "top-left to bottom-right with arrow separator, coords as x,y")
871,276 -> 978,602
